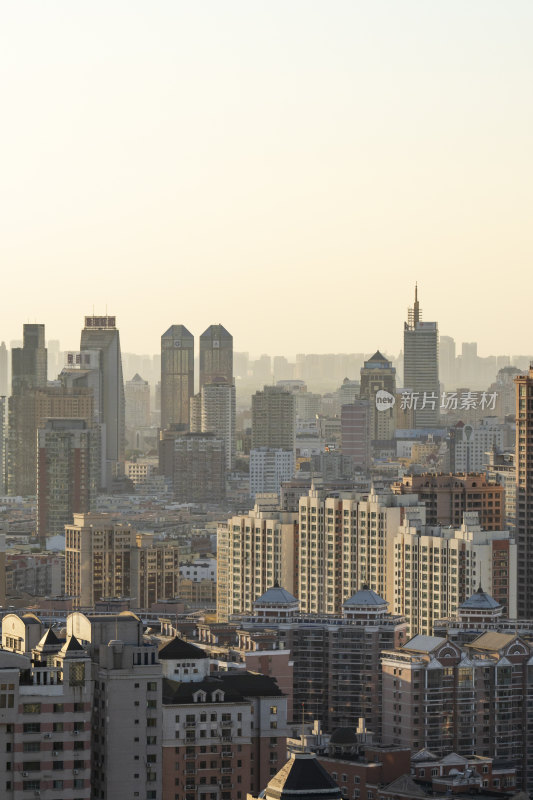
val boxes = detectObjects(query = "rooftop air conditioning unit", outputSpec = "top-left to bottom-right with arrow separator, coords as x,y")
22,772 -> 28,777
52,751 -> 58,756
44,734 -> 51,739
73,769 -> 79,775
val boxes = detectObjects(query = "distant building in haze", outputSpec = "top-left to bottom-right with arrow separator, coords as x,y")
37,418 -> 99,544
80,315 -> 125,487
125,373 -> 151,429
199,324 -> 233,389
403,285 -> 440,427
161,324 -> 194,429
359,350 -> 396,442
252,386 -> 295,451
515,366 -> 533,617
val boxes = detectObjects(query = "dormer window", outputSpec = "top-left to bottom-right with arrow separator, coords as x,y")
193,690 -> 207,703
212,690 -> 224,702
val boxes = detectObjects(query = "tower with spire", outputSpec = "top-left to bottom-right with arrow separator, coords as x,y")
403,284 -> 440,428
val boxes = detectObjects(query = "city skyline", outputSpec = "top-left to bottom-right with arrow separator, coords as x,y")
1,2 -> 532,355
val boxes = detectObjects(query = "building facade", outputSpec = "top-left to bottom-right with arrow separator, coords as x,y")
37,418 -> 99,544
161,325 -> 194,430
392,473 -> 505,530
403,287 -> 439,428
80,314 -> 125,488
199,324 -> 233,389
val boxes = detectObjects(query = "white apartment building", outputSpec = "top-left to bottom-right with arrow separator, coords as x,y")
393,511 -> 517,635
249,448 -> 295,498
451,417 -> 505,472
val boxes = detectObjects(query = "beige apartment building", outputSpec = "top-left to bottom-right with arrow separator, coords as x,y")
393,511 -> 517,635
65,512 -> 137,607
216,503 -> 298,622
65,513 -> 182,609
298,485 -> 424,614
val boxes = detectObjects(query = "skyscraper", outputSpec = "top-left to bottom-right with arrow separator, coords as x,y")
160,324 -> 194,429
251,386 -> 295,451
125,373 -> 151,429
7,324 -> 48,495
11,324 -> 47,393
359,350 -> 396,442
403,285 -> 440,427
37,418 -> 99,544
0,341 -> 8,397
199,324 -> 233,389
515,366 -> 533,617
80,315 -> 125,487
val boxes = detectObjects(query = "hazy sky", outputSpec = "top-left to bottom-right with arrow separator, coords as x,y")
1,2 -> 532,358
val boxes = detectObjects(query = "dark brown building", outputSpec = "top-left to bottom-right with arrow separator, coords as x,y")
392,473 -> 504,530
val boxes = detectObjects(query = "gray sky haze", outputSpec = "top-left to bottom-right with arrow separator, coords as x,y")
1,1 -> 532,357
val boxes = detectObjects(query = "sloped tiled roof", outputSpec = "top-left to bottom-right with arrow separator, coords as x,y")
254,586 -> 298,605
460,587 -> 501,610
343,587 -> 387,607
382,775 -> 427,798
158,636 -> 208,660
266,752 -> 342,799
402,635 -> 446,653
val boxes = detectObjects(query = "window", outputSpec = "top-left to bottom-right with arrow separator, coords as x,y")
23,703 -> 41,714
53,703 -> 64,713
270,706 -> 277,715
23,723 -> 40,734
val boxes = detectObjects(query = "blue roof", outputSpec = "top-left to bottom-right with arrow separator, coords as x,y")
343,587 -> 387,607
254,586 -> 298,605
460,587 -> 501,610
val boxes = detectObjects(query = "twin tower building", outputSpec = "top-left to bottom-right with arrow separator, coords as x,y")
161,324 -> 235,470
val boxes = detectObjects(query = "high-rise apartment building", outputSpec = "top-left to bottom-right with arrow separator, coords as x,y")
340,400 -> 370,472
0,396 -> 6,495
393,511 -> 516,634
252,386 -> 295,451
403,286 -> 440,427
37,418 -> 99,544
173,432 -> 226,503
216,503 -> 298,622
80,315 -> 125,487
449,417 -> 505,473
8,382 -> 93,498
199,380 -> 236,470
65,512 -> 137,607
67,611 -> 162,800
161,324 -> 194,429
392,472 -> 505,530
297,485 -> 424,615
359,351 -> 396,441
136,536 -> 181,608
515,366 -> 533,617
199,324 -> 233,389
125,373 -> 151,429
249,447 -> 295,498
